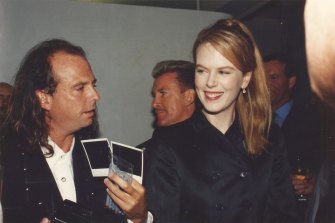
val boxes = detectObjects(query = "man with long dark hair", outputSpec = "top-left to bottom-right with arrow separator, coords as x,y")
0,39 -> 149,223
0,82 -> 13,124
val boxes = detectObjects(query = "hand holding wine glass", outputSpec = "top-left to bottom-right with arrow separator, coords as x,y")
290,156 -> 314,201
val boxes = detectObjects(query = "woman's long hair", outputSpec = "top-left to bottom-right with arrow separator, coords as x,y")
193,19 -> 271,155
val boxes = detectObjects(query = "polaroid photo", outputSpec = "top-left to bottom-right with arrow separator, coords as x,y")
81,138 -> 144,184
81,138 -> 111,177
110,141 -> 144,184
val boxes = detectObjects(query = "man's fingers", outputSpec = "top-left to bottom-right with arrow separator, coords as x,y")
40,218 -> 50,223
104,178 -> 135,205
104,177 -> 147,220
131,178 -> 145,194
108,174 -> 134,194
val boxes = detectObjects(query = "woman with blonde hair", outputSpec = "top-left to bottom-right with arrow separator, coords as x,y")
145,19 -> 299,223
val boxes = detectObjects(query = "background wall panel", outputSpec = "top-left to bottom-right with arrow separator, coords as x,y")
0,0 -> 228,145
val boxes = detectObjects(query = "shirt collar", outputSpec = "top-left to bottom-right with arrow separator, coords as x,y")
41,137 -> 75,168
275,100 -> 294,121
192,110 -> 244,145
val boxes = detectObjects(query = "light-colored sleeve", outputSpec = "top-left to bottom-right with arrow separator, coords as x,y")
127,211 -> 154,223
0,201 -> 3,223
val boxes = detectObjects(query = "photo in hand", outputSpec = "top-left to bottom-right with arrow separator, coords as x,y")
81,138 -> 144,182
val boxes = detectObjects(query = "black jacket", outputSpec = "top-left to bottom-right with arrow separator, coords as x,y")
145,111 -> 299,223
280,103 -> 324,172
1,136 -> 126,223
305,155 -> 335,223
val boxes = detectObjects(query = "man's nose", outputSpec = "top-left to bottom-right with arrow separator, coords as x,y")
90,87 -> 100,102
152,96 -> 160,109
0,95 -> 10,108
266,78 -> 274,87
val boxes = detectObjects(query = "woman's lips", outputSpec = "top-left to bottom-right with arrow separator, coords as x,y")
204,91 -> 224,100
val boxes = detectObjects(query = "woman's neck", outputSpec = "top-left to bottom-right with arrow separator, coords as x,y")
202,108 -> 235,134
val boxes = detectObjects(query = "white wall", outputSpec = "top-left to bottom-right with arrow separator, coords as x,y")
0,0 -> 229,146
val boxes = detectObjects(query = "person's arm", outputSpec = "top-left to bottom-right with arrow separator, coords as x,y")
144,143 -> 182,222
104,175 -> 148,223
1,147 -> 28,222
104,141 -> 181,223
0,201 -> 3,223
263,129 -> 301,223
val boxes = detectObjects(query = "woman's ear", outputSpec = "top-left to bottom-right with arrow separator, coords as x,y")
35,90 -> 51,110
241,71 -> 252,89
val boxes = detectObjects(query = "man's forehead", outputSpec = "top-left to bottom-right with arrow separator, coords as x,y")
265,60 -> 286,72
0,86 -> 13,94
51,52 -> 93,82
50,51 -> 88,69
154,72 -> 179,86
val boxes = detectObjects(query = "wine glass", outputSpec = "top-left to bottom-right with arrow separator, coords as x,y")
290,156 -> 311,202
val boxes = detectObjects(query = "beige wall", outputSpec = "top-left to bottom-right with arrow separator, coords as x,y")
0,0 -> 229,145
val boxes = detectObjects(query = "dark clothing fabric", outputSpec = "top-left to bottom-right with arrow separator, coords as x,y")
281,103 -> 324,173
1,135 -> 126,223
305,155 -> 335,223
144,111 -> 299,223
137,139 -> 152,182
279,103 -> 324,218
137,139 -> 153,151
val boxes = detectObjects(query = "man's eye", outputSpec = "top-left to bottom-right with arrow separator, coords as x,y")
76,86 -> 84,91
